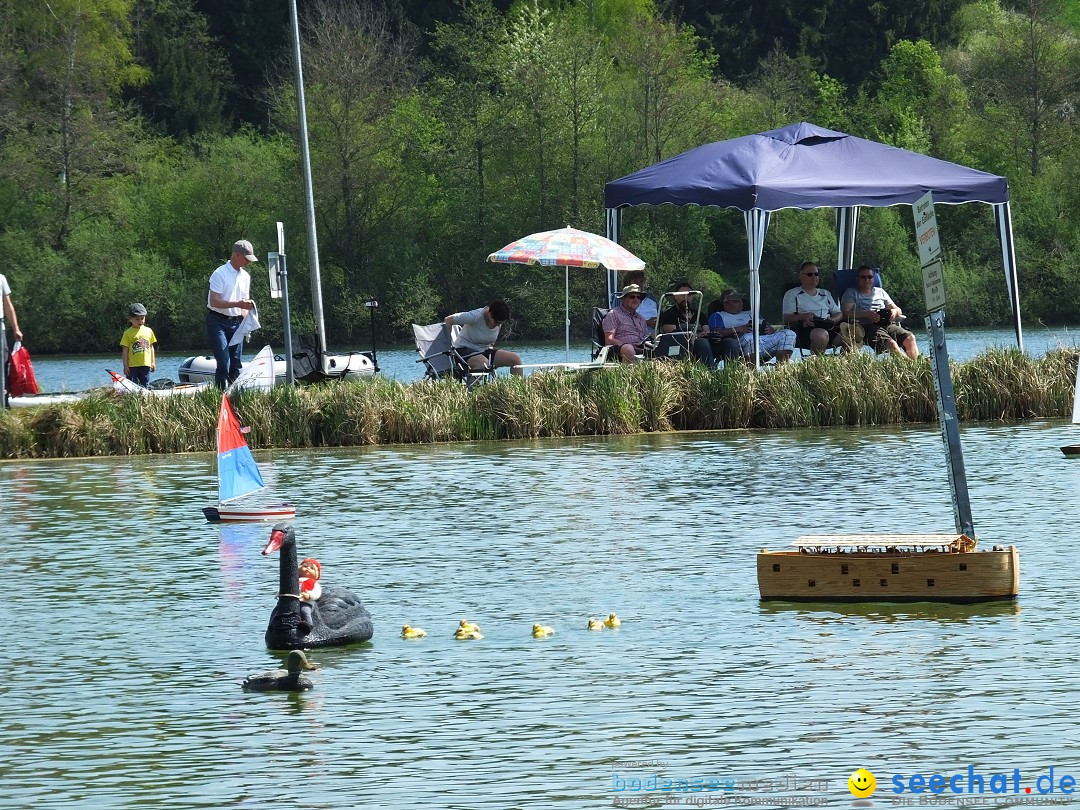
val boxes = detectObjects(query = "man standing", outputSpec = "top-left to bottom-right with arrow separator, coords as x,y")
206,239 -> 257,389
1,272 -> 23,344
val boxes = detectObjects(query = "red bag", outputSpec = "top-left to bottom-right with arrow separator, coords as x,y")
8,342 -> 40,396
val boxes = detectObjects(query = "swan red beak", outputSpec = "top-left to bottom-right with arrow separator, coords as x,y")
262,528 -> 286,556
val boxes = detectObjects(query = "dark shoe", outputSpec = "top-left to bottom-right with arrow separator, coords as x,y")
298,619 -> 312,635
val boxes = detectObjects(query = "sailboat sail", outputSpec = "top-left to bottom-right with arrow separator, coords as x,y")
216,394 -> 265,504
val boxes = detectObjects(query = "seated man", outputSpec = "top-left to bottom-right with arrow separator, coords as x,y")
619,270 -> 658,329
841,265 -> 919,359
444,298 -> 523,376
708,289 -> 796,363
782,262 -> 848,354
602,284 -> 653,362
657,281 -> 714,367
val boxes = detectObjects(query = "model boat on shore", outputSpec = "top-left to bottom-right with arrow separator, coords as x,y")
178,349 -> 375,386
757,534 -> 1019,603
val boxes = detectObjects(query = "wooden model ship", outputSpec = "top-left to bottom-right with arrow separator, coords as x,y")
757,533 -> 1019,603
757,308 -> 1020,604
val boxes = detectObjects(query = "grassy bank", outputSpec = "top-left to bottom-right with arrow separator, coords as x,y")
2,348 -> 1074,459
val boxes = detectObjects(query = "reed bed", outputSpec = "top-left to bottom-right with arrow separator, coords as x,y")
2,348 -> 1076,459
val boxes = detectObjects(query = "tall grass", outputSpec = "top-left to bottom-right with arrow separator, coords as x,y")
1,348 -> 1075,459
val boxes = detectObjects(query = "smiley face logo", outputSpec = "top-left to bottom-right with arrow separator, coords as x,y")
848,768 -> 877,798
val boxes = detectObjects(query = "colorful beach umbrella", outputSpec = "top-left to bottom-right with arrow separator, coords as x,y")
487,227 -> 645,360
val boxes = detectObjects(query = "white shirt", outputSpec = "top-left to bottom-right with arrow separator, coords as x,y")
207,260 -> 251,317
782,286 -> 840,319
449,307 -> 501,351
0,273 -> 10,297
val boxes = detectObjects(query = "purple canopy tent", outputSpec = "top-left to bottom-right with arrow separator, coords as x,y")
603,122 -> 1022,365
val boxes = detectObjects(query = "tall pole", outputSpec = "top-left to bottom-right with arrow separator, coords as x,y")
289,0 -> 328,372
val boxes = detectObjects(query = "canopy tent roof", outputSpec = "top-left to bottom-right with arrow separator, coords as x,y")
604,122 -> 1010,211
602,122 -> 1021,360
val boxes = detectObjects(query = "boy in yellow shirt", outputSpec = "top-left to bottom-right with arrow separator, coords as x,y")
120,303 -> 157,388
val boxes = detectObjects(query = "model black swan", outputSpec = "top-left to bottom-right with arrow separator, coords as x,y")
261,523 -> 374,650
242,650 -> 315,692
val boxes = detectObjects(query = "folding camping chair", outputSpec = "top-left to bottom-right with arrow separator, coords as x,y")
411,323 -> 496,388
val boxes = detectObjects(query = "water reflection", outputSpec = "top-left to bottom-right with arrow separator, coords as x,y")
3,421 -> 1080,806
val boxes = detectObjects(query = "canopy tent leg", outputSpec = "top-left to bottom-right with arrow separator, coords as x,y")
744,209 -> 771,369
835,206 -> 860,274
605,207 -> 622,307
994,202 -> 1023,352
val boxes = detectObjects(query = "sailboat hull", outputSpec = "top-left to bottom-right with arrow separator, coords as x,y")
758,536 -> 1019,603
203,504 -> 297,523
1061,445 -> 1080,457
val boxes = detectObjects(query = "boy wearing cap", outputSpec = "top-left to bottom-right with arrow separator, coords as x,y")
206,239 -> 258,389
120,303 -> 157,387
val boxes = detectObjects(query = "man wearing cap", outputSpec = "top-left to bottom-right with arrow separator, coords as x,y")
206,240 -> 258,389
708,289 -> 796,364
602,284 -> 653,362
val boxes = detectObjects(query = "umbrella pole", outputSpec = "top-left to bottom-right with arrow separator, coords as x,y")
565,266 -> 570,362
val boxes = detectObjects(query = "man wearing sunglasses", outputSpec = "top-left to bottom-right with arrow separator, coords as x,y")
840,265 -> 919,358
603,284 -> 653,362
782,261 -> 847,354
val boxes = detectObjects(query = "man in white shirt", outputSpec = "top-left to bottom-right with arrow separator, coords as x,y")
206,239 -> 257,389
781,262 -> 847,354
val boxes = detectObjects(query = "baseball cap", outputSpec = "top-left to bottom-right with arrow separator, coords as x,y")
129,303 -> 147,316
720,289 -> 744,303
233,239 -> 258,262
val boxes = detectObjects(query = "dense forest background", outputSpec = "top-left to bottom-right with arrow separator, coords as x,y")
1,0 -> 1078,353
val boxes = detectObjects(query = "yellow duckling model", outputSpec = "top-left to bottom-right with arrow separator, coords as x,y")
457,619 -> 481,634
454,626 -> 484,640
532,624 -> 555,638
604,612 -> 622,629
401,624 -> 427,639
586,617 -> 605,631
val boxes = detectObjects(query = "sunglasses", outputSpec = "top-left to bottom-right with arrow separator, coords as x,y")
858,275 -> 874,279
802,272 -> 819,277
624,294 -> 644,300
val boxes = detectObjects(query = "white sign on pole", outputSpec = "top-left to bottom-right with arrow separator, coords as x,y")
913,190 -> 941,266
922,259 -> 946,312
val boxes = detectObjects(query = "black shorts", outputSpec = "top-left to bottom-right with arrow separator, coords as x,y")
792,323 -> 839,349
865,322 -> 914,353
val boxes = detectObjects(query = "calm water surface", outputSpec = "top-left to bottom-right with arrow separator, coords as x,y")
24,325 -> 1080,393
3,421 -> 1079,808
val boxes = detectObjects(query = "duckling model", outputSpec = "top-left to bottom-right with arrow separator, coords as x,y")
401,624 -> 427,639
586,617 -> 605,631
242,649 -> 315,692
532,624 -> 554,638
454,626 -> 484,640
457,619 -> 481,633
261,523 -> 374,650
604,612 -> 622,628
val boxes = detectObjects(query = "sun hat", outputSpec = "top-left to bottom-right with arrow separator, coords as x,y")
616,284 -> 644,298
232,239 -> 258,262
129,303 -> 147,316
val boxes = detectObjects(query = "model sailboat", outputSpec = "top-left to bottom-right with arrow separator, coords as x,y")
202,363 -> 295,522
1060,354 -> 1080,456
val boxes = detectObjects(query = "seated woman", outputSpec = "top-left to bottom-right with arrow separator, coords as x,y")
781,262 -> 849,354
708,289 -> 796,363
444,299 -> 522,376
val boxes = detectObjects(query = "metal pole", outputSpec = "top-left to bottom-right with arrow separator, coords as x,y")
288,0 -> 328,372
272,222 -> 295,384
926,309 -> 974,537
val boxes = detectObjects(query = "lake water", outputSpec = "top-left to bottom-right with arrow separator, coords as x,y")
3,420 -> 1079,808
22,325 -> 1080,394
